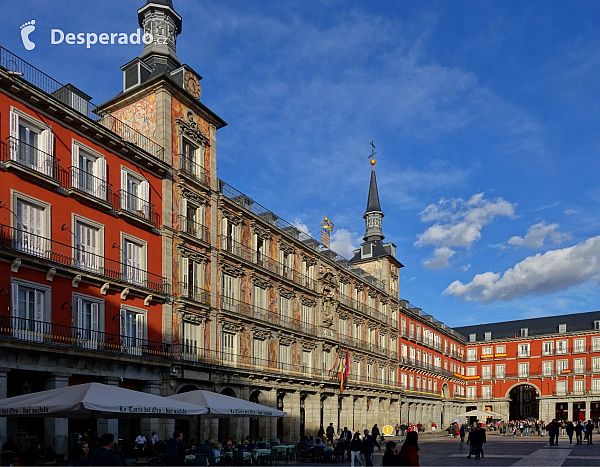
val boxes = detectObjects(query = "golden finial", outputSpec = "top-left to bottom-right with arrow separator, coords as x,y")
369,140 -> 377,166
321,215 -> 334,232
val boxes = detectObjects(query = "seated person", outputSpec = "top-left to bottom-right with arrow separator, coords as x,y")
247,439 -> 258,451
314,439 -> 326,448
213,444 -> 222,464
186,444 -> 197,456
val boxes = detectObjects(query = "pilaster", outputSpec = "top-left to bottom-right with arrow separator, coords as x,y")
44,373 -> 70,456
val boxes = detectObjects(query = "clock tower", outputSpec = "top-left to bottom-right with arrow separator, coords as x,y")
137,0 -> 182,72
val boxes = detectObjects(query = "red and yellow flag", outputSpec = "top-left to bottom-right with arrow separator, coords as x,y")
338,350 -> 349,393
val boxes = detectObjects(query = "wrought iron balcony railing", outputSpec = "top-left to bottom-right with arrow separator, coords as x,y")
178,282 -> 210,305
0,224 -> 170,294
178,153 -> 209,186
177,215 -> 210,243
3,136 -> 60,180
68,165 -> 112,202
117,190 -> 160,226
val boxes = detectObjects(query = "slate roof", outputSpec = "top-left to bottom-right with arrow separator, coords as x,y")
453,310 -> 600,341
365,168 -> 382,214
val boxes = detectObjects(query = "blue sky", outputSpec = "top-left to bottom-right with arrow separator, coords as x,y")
3,0 -> 600,328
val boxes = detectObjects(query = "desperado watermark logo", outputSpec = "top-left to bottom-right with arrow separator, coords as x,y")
19,19 -> 158,51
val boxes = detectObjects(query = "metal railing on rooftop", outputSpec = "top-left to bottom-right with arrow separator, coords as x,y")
0,47 -> 165,161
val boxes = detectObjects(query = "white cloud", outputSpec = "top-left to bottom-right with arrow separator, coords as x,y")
294,218 -> 309,233
443,235 -> 600,303
508,221 -> 571,248
461,264 -> 472,271
415,193 -> 515,268
330,229 -> 360,258
422,247 -> 456,270
564,209 -> 579,215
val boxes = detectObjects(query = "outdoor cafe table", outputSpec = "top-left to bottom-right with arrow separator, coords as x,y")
253,448 -> 271,459
274,445 -> 295,452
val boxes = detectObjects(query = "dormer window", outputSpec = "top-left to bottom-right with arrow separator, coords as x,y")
558,324 -> 566,333
361,243 -> 373,259
484,331 -> 492,341
521,328 -> 528,337
469,333 -> 476,343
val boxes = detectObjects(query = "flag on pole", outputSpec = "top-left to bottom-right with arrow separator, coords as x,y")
338,349 -> 349,393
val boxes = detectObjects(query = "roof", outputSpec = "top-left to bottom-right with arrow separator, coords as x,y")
146,0 -> 174,7
365,167 -> 382,214
453,310 -> 600,341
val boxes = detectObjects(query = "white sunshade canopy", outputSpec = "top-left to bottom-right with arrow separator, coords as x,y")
455,409 -> 507,420
0,382 -> 209,418
168,390 -> 287,419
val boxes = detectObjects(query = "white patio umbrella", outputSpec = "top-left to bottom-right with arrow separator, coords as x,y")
455,409 -> 507,420
0,382 -> 208,418
168,390 -> 287,419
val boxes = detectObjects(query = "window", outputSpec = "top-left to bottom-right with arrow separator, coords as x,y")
469,333 -> 476,343
481,386 -> 492,399
495,364 -> 505,379
574,379 -> 584,395
573,338 -> 586,353
559,323 -> 567,333
74,216 -> 103,273
221,332 -> 236,362
14,193 -> 50,256
543,341 -> 553,356
280,296 -> 290,320
542,361 -> 554,376
182,320 -> 201,361
518,362 -> 529,378
519,344 -> 530,357
253,286 -> 266,311
367,363 -> 373,382
222,274 -> 239,311
495,345 -> 506,356
9,107 -> 54,176
466,387 -> 476,399
279,344 -> 289,368
253,338 -> 265,363
556,340 -> 568,354
401,344 -> 407,358
302,350 -> 312,372
181,256 -> 205,302
10,278 -> 50,342
524,391 -> 531,402
181,198 -> 206,239
574,358 -> 585,374
122,234 -> 147,286
301,305 -> 313,327
595,321 -> 600,331
593,379 -> 600,394
482,347 -> 493,357
555,380 -> 567,396
221,216 -> 240,253
593,357 -> 600,372
466,367 -> 477,377
466,348 -> 477,362
120,306 -> 147,356
557,359 -> 569,373
120,167 -> 150,218
416,376 -> 420,389
73,293 -> 104,349
484,332 -> 492,341
521,328 -> 528,337
252,233 -> 269,266
72,141 -> 106,199
181,138 -> 204,174
409,347 -> 415,359
593,337 -> 600,352
482,365 -> 492,380
401,373 -> 407,388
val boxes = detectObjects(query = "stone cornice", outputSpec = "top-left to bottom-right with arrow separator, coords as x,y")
221,321 -> 244,333
300,296 -> 316,307
219,260 -> 244,278
251,274 -> 272,289
253,328 -> 272,340
278,240 -> 296,255
301,253 -> 317,266
277,285 -> 295,299
220,207 -> 243,226
251,222 -> 272,241
181,311 -> 207,325
177,244 -> 208,263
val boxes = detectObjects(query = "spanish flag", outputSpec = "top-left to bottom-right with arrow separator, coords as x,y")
338,350 -> 349,393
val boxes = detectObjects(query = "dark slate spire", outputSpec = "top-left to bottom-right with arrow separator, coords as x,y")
146,0 -> 173,6
365,166 -> 382,214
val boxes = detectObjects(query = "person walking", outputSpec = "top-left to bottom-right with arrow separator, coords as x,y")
400,424 -> 407,437
459,425 -> 466,450
326,423 -> 335,444
90,434 -> 122,466
381,441 -> 399,466
397,431 -> 419,466
549,420 -> 560,446
350,432 -> 363,467
395,424 -> 400,436
575,421 -> 584,445
587,420 -> 594,445
566,422 -> 575,444
318,424 -> 325,439
164,431 -> 184,466
361,429 -> 381,466
474,424 -> 486,460
372,424 -> 381,442
466,427 -> 476,459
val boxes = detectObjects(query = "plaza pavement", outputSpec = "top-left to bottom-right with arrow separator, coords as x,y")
303,432 -> 600,466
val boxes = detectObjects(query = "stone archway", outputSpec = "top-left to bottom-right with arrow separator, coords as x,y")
219,387 -> 239,442
249,390 -> 269,440
506,383 -> 540,420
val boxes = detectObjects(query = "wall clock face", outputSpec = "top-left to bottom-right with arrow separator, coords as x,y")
185,71 -> 202,99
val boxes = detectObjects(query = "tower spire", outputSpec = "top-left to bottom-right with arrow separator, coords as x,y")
137,0 -> 182,71
363,141 -> 384,242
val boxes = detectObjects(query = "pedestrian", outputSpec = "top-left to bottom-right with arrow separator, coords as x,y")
566,422 -> 575,444
587,420 -> 594,445
164,431 -> 184,466
90,434 -> 122,466
475,424 -> 486,460
400,424 -> 406,437
549,419 -> 560,446
350,432 -> 363,467
318,424 -> 325,439
459,425 -> 466,450
73,442 -> 92,466
575,421 -> 584,445
151,432 -> 159,445
134,433 -> 146,450
466,427 -> 476,459
341,427 -> 352,443
395,424 -> 400,436
361,429 -> 381,466
326,423 -> 335,444
431,422 -> 436,433
381,441 -> 399,466
396,431 -> 419,466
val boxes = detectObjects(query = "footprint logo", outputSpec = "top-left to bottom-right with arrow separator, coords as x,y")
20,20 -> 36,51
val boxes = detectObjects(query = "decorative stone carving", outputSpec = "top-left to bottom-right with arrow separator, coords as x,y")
367,288 -> 377,299
338,275 -> 350,285
222,321 -> 244,333
253,328 -> 271,340
322,343 -> 337,352
177,244 -> 208,263
379,296 -> 389,305
251,222 -> 272,240
278,285 -> 295,299
179,184 -> 209,205
251,274 -> 272,290
300,296 -> 316,307
367,321 -> 377,330
176,111 -> 209,146
338,311 -> 349,320
221,208 -> 243,226
279,335 -> 295,346
220,260 -> 243,278
322,299 -> 338,328
303,341 -> 317,351
301,253 -> 317,266
390,272 -> 399,281
354,282 -> 365,292
182,311 -> 206,324
378,328 -> 388,337
278,240 -> 295,255
390,302 -> 399,312
366,357 -> 376,365
389,333 -> 398,341
353,317 -> 364,326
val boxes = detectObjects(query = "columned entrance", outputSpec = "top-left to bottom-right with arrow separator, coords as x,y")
508,384 -> 539,420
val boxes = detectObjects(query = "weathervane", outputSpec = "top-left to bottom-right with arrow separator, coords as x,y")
369,140 -> 377,166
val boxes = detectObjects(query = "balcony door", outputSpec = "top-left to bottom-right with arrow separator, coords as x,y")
16,199 -> 45,256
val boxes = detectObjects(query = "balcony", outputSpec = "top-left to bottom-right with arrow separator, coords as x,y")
0,224 -> 170,294
252,251 -> 279,275
2,137 -> 62,186
177,215 -> 210,244
67,166 -> 113,209
117,190 -> 160,228
178,282 -> 209,306
0,314 -> 169,358
178,153 -> 210,187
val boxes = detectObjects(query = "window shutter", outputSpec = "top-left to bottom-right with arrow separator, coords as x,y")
35,289 -> 44,322
91,302 -> 99,332
120,169 -> 127,209
140,179 -> 150,217
11,283 -> 18,317
136,313 -> 145,342
42,130 -> 54,176
72,142 -> 80,187
75,297 -> 82,328
181,257 -> 189,297
96,158 -> 106,200
9,111 -> 18,159
194,261 -> 202,289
